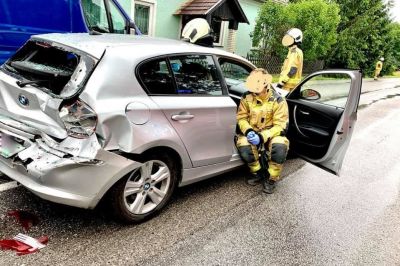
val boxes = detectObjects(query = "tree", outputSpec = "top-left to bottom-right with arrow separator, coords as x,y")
285,0 -> 340,61
251,0 -> 286,56
327,0 -> 394,75
387,23 -> 400,72
252,0 -> 340,61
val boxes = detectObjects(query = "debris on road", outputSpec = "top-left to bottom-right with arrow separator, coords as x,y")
0,210 -> 48,256
0,235 -> 48,256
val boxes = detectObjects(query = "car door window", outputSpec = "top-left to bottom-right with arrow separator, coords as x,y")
219,59 -> 252,86
81,0 -> 110,33
108,0 -> 127,33
298,73 -> 352,108
137,58 -> 176,95
169,55 -> 223,96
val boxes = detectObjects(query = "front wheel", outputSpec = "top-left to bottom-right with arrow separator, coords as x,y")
109,154 -> 178,223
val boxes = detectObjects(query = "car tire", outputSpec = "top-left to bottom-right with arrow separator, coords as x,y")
108,153 -> 178,223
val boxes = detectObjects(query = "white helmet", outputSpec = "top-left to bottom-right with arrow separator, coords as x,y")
380,57 -> 385,61
181,18 -> 211,44
282,28 -> 303,47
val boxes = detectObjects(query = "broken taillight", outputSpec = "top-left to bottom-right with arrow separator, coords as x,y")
59,100 -> 97,139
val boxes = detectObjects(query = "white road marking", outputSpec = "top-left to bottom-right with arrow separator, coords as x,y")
0,181 -> 19,192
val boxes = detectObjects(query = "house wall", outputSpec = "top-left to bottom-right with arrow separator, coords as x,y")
119,0 -> 264,56
232,0 -> 262,57
154,0 -> 184,39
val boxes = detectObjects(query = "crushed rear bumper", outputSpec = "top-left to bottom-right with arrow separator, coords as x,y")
0,117 -> 141,209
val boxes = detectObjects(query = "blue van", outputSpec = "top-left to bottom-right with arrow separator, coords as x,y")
0,0 -> 140,64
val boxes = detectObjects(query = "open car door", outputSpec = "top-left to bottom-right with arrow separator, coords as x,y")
286,70 -> 362,175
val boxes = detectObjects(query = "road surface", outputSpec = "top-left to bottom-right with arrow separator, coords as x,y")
1,78 -> 400,265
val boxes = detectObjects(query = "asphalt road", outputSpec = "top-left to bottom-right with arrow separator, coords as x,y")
1,78 -> 400,265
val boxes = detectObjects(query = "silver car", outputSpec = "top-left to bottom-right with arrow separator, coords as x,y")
0,33 -> 361,222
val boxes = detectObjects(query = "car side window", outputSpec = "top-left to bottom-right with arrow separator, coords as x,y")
108,0 -> 127,34
169,55 -> 223,96
298,73 -> 352,108
138,59 -> 176,95
81,0 -> 110,33
219,59 -> 252,85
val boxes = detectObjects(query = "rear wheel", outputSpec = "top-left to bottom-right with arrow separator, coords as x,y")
109,153 -> 178,223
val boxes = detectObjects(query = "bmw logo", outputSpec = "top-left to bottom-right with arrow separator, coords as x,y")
18,94 -> 29,106
144,183 -> 151,190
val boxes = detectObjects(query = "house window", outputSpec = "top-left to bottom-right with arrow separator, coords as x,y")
132,0 -> 156,36
211,19 -> 225,46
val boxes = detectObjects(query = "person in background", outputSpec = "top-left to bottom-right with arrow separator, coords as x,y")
236,68 -> 290,194
277,28 -> 304,92
374,57 -> 384,80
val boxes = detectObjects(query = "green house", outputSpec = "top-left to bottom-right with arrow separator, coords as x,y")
119,0 -> 287,57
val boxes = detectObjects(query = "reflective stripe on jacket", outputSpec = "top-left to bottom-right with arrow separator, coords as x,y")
237,88 -> 289,144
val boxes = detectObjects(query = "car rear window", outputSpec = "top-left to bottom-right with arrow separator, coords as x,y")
3,40 -> 96,98
137,55 -> 223,96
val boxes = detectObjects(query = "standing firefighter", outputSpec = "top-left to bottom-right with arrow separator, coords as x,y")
277,28 -> 304,92
374,57 -> 384,80
236,68 -> 290,194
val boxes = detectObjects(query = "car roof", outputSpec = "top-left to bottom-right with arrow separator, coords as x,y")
32,33 -> 251,64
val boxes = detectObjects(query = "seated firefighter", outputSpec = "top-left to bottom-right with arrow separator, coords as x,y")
236,68 -> 290,194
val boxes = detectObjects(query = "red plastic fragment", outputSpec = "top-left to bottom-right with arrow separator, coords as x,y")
0,239 -> 31,252
7,210 -> 39,231
0,236 -> 48,256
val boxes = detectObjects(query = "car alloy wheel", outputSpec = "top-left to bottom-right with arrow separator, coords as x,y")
108,153 -> 178,223
123,160 -> 171,215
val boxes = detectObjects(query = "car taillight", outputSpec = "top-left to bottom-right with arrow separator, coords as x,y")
59,100 -> 97,139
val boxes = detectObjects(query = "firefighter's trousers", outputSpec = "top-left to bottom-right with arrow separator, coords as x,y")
236,135 -> 289,181
374,69 -> 381,79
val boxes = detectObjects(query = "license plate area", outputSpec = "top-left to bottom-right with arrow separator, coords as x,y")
0,132 -> 26,158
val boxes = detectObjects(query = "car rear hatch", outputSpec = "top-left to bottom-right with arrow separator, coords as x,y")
0,39 -> 98,139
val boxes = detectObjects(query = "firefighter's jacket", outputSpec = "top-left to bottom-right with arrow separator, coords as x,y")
376,60 -> 383,71
279,45 -> 303,90
237,88 -> 289,144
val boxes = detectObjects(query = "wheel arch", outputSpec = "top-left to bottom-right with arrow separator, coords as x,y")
98,146 -> 184,207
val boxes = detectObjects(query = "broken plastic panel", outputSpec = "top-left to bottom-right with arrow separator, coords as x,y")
59,99 -> 98,138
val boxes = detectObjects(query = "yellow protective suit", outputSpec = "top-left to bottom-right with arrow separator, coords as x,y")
374,60 -> 383,80
236,86 -> 289,181
278,45 -> 303,91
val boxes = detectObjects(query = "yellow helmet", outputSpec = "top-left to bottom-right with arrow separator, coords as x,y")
245,68 -> 272,93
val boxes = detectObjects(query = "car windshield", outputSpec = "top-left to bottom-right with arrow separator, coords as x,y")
3,40 -> 97,98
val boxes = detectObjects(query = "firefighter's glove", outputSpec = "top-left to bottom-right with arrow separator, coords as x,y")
247,131 -> 260,146
276,83 -> 284,89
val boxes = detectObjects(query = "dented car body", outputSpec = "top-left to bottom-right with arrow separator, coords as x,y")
0,33 -> 361,222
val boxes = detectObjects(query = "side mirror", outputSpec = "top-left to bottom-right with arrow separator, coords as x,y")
300,89 -> 321,100
129,21 -> 138,35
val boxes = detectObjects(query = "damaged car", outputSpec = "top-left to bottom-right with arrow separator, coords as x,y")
0,33 -> 361,223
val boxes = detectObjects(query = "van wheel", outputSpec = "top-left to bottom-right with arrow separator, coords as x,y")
109,153 -> 178,223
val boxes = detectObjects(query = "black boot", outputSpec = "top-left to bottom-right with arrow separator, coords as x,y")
262,179 -> 276,194
247,170 -> 263,186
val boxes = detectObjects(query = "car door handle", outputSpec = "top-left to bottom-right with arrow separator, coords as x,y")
300,110 -> 310,115
171,113 -> 195,121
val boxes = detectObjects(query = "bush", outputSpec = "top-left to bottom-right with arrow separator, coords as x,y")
252,0 -> 340,61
